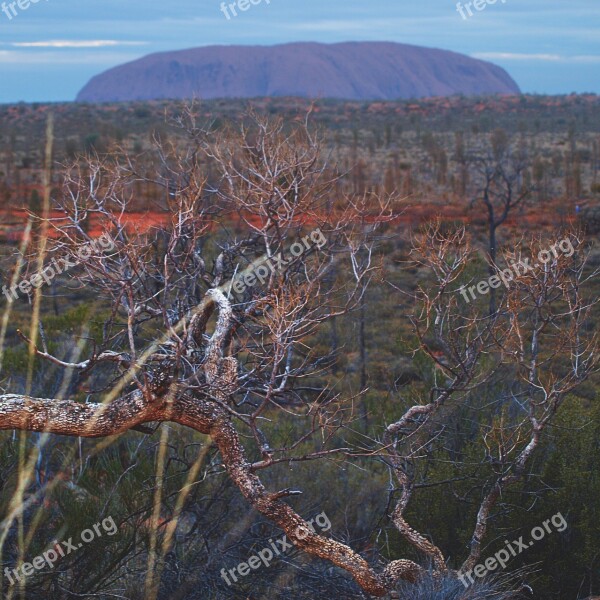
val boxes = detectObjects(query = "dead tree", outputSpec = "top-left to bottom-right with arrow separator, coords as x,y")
0,110 -> 414,597
0,112 -> 594,597
382,223 -> 597,586
467,130 -> 535,314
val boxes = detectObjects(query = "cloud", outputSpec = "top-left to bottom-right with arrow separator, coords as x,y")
285,16 -> 457,34
12,40 -> 148,48
473,52 -> 562,61
571,55 -> 600,63
473,52 -> 600,63
0,50 -> 143,64
288,19 -> 393,32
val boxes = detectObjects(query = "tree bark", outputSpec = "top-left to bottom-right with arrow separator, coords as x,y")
0,388 -> 424,596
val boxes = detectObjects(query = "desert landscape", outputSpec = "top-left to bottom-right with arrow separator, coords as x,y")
0,4 -> 599,600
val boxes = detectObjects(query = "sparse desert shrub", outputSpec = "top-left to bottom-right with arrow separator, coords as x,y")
396,571 -> 530,600
577,204 -> 600,234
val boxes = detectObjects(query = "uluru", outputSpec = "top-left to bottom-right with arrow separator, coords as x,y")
76,41 -> 520,102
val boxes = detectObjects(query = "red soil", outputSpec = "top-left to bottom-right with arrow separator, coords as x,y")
0,196 -> 581,243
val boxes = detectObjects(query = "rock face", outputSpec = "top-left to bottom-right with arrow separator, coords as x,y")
76,41 -> 520,103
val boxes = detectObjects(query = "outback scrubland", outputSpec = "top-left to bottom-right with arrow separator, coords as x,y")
0,95 -> 598,600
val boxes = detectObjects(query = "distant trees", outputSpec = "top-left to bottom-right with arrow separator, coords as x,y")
421,131 -> 448,185
465,129 -> 535,314
83,132 -> 104,154
28,189 -> 41,215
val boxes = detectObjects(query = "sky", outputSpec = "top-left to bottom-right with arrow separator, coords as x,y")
0,0 -> 598,103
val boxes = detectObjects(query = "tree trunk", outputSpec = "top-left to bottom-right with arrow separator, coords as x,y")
0,389 -> 425,596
